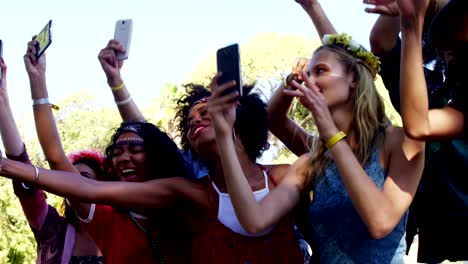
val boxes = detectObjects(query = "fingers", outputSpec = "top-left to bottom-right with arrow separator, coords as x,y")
99,40 -> 125,67
209,73 -> 237,96
208,73 -> 239,113
107,39 -> 126,54
292,57 -> 309,74
209,91 -> 239,109
24,42 -> 38,65
99,49 -> 118,67
209,72 -> 223,92
0,58 -> 6,79
364,6 -> 391,15
283,88 -> 304,98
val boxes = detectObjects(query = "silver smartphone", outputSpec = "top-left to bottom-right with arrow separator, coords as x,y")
114,19 -> 133,60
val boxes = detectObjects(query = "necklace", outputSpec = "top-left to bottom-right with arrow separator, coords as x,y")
128,211 -> 164,264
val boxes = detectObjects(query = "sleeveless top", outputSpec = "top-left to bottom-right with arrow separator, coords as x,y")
212,170 -> 275,237
191,165 -> 304,264
309,147 -> 407,264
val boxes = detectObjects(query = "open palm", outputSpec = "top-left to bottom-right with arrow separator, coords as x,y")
368,0 -> 430,16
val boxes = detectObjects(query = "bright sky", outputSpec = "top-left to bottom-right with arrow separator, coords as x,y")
1,0 -> 378,120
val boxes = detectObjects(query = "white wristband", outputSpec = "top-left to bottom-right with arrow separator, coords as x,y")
115,95 -> 132,106
32,98 -> 49,106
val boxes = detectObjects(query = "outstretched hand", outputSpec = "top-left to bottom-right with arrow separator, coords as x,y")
364,0 -> 430,17
364,0 -> 400,16
24,39 -> 46,80
283,71 -> 339,141
295,0 -> 319,10
207,73 -> 239,138
98,40 -> 125,87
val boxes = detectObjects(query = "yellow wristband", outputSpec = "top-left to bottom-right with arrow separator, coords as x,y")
110,82 -> 125,92
325,131 -> 346,149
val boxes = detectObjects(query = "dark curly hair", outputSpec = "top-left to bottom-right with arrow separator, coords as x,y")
103,121 -> 188,181
175,83 -> 268,162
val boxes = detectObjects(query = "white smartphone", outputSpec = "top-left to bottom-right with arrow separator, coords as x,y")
114,19 -> 133,60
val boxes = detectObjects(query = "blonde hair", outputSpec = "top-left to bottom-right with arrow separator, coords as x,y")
304,45 -> 387,190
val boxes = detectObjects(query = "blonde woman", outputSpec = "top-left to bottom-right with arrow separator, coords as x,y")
211,33 -> 425,263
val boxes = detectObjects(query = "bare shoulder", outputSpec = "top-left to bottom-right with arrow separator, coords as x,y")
384,125 -> 404,146
264,164 -> 290,183
383,125 -> 425,160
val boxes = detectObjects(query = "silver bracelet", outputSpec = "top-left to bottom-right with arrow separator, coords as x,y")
33,165 -> 39,185
115,95 -> 132,106
32,98 -> 49,106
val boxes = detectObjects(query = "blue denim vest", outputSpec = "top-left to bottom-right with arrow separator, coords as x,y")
309,148 -> 407,264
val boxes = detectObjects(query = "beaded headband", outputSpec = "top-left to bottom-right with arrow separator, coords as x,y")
188,97 -> 209,112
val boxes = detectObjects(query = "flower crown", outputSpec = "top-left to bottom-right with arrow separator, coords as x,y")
322,33 -> 381,77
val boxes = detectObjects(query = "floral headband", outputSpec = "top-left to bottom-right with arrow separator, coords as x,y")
322,33 -> 381,78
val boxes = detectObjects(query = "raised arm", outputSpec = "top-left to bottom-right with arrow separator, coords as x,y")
398,0 -> 465,139
367,7 -> 402,112
0,57 -> 49,230
24,41 -> 94,219
25,41 -> 76,172
268,58 -> 312,156
368,14 -> 401,57
0,59 -> 24,156
0,157 -> 207,211
98,40 -> 145,122
295,0 -> 337,39
208,74 -> 306,234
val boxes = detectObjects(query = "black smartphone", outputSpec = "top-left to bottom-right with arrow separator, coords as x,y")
216,43 -> 242,96
34,20 -> 52,59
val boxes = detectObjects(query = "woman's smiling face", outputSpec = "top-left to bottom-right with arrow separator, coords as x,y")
111,132 -> 147,182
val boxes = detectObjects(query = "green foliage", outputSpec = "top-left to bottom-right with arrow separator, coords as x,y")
0,178 -> 36,264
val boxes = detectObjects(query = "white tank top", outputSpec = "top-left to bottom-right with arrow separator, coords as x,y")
212,170 -> 275,237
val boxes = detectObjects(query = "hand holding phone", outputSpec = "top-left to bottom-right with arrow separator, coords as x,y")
114,19 -> 133,60
216,43 -> 242,97
34,20 -> 52,59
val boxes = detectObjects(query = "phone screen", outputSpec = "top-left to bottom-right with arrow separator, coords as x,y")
35,20 -> 52,59
216,43 -> 242,96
